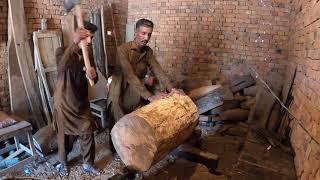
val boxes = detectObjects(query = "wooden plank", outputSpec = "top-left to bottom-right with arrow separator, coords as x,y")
0,121 -> 32,141
232,160 -> 296,180
34,34 -> 54,114
8,0 -> 45,129
240,97 -> 255,110
281,64 -> 296,104
209,100 -> 241,115
7,6 -> 31,121
91,9 -> 107,78
44,67 -> 57,73
193,85 -> 224,114
267,103 -> 281,131
230,74 -> 252,87
188,85 -> 222,100
176,144 -> 219,170
248,72 -> 283,128
231,76 -> 256,93
182,78 -> 213,92
33,40 -> 51,124
243,85 -> 257,96
100,5 -> 108,77
33,31 -> 62,115
3,149 -> 24,161
0,144 -> 15,155
238,141 -> 296,177
37,72 -> 52,124
220,108 -> 249,121
0,156 -> 36,176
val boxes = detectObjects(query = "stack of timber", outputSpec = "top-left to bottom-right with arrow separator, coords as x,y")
111,92 -> 199,172
188,74 -> 257,126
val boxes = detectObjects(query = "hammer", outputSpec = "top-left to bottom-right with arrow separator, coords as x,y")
64,0 -> 94,86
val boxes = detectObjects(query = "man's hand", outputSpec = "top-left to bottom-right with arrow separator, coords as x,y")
145,76 -> 156,87
84,67 -> 97,80
147,92 -> 168,102
73,28 -> 93,45
170,88 -> 185,95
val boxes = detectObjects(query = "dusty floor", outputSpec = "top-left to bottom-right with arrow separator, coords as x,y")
2,122 -> 297,180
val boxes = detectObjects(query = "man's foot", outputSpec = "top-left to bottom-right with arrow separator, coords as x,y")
112,153 -> 121,161
56,163 -> 68,176
82,163 -> 101,176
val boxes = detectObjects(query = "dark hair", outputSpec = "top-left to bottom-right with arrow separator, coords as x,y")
135,19 -> 154,30
84,21 -> 98,33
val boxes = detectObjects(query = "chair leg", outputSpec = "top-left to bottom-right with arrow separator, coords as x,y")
101,110 -> 107,129
14,136 -> 20,150
27,131 -> 36,156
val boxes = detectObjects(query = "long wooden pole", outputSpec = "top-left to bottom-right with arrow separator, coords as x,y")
74,5 -> 94,86
8,0 -> 46,128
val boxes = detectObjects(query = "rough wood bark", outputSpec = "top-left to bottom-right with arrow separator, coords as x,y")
111,92 -> 199,172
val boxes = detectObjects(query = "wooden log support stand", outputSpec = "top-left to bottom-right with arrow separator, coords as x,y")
111,92 -> 200,172
0,121 -> 37,176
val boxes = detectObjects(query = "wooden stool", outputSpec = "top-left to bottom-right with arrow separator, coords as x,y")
90,98 -> 107,129
0,121 -> 37,175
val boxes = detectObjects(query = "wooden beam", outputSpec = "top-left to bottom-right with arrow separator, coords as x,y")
8,0 -> 45,128
7,5 -> 30,120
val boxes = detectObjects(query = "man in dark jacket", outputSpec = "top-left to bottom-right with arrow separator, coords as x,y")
54,22 -> 100,176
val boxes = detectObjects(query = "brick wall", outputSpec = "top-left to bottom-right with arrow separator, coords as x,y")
23,0 -> 128,65
0,0 -> 128,111
0,0 -> 9,112
288,0 -> 320,179
127,0 -> 291,84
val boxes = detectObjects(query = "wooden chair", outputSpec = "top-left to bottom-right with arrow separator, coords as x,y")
90,98 -> 107,129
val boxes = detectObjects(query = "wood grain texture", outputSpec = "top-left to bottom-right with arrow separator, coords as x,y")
8,0 -> 45,128
111,92 -> 199,171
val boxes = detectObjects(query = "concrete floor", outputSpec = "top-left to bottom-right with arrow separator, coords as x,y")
3,122 -> 297,180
